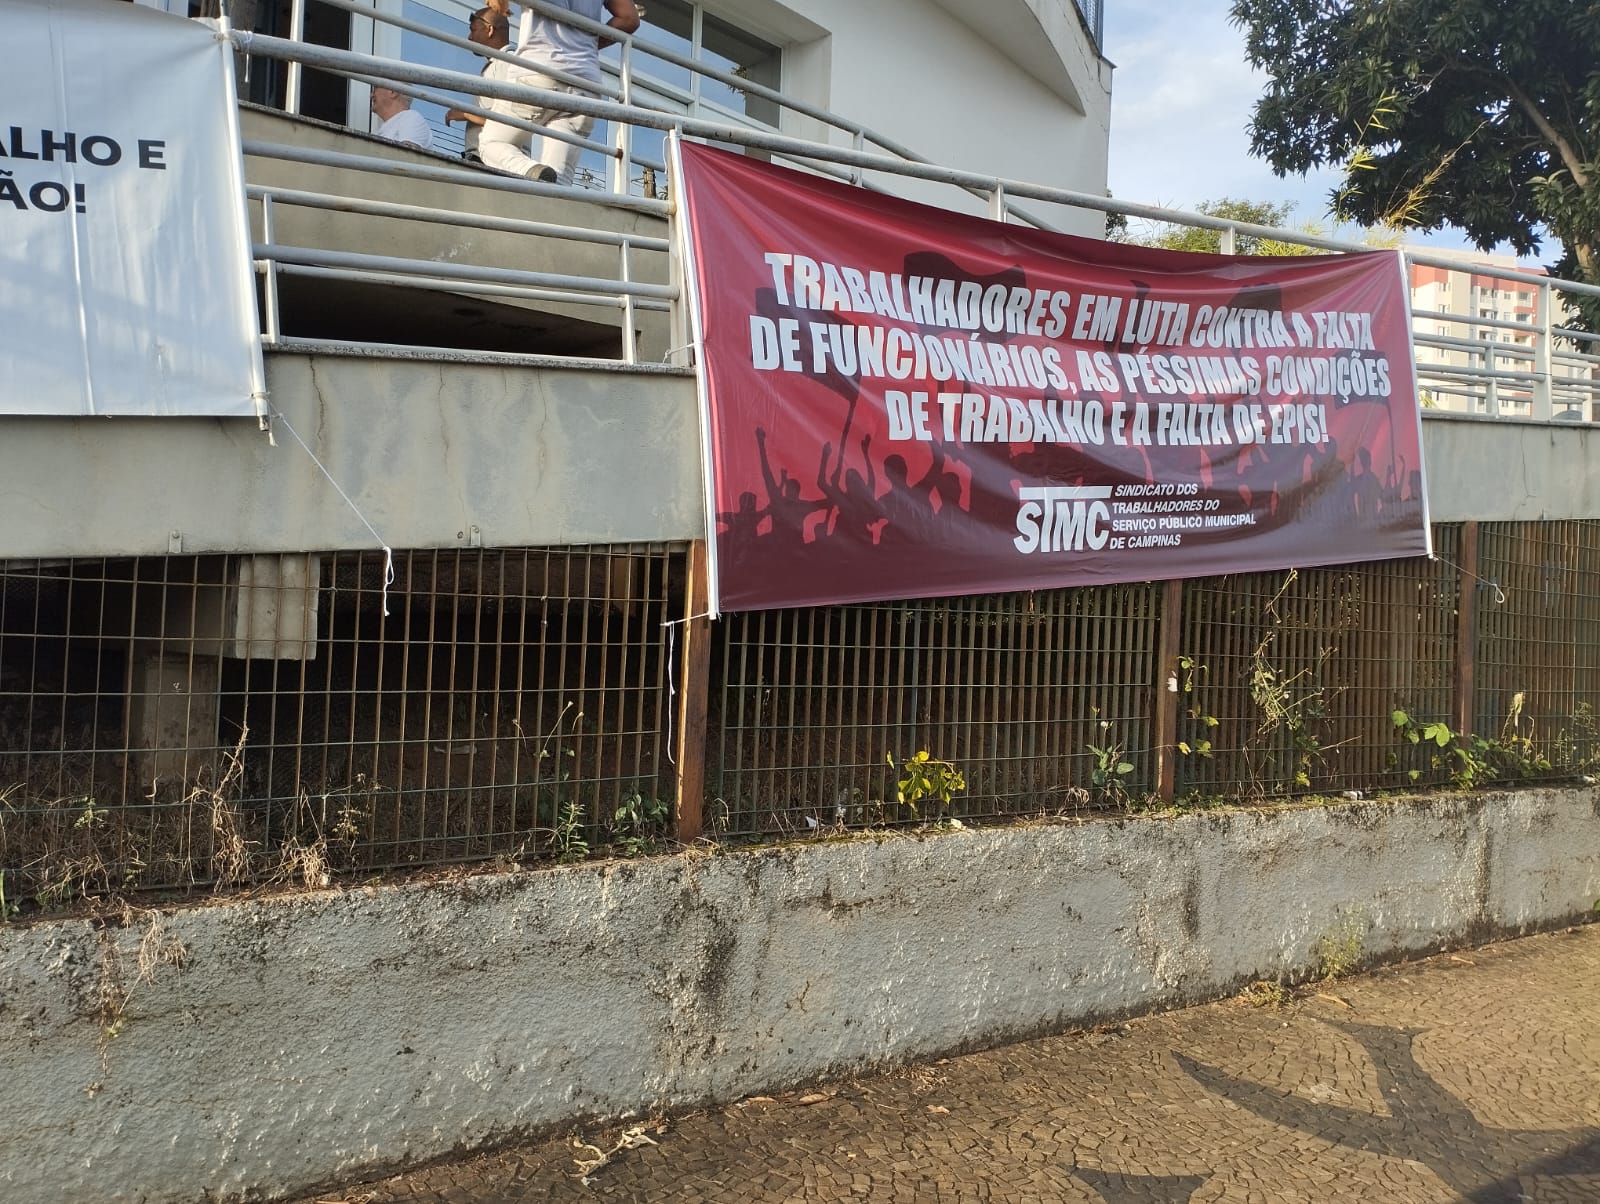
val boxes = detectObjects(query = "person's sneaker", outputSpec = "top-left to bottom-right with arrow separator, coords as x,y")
530,165 -> 559,184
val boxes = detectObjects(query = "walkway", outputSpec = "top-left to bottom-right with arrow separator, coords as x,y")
305,925 -> 1600,1203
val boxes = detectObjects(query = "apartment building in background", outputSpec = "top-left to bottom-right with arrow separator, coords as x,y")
1411,249 -> 1597,418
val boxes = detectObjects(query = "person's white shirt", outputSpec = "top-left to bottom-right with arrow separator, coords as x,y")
376,108 -> 434,151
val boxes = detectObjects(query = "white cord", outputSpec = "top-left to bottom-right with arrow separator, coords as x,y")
273,411 -> 396,616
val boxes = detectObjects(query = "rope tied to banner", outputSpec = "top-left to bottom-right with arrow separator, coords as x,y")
658,610 -> 714,766
271,411 -> 396,617
1430,552 -> 1506,605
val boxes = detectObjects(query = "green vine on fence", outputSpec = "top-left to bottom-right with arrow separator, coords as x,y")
1245,571 -> 1340,793
1174,654 -> 1217,760
1392,692 -> 1555,790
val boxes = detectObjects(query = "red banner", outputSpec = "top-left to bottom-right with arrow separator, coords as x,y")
676,142 -> 1430,613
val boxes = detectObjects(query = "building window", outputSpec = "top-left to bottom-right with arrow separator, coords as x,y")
642,0 -> 782,125
386,0 -> 487,156
619,0 -> 784,192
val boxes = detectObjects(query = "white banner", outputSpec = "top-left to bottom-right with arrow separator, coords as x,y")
0,0 -> 263,417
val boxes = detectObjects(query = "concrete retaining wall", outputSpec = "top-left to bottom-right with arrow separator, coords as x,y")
2,787 -> 1597,1202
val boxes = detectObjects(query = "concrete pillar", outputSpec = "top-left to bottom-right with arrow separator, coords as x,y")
124,554 -> 320,790
127,652 -> 222,791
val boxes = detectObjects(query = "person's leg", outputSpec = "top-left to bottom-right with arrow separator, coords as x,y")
477,62 -> 541,177
534,99 -> 596,185
464,59 -> 508,163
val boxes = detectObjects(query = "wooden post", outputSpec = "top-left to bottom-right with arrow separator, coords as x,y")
673,541 -> 712,844
1153,577 -> 1185,806
1454,521 -> 1480,739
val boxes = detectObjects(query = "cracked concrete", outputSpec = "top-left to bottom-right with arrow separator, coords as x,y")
296,926 -> 1600,1203
1,787 -> 1596,1202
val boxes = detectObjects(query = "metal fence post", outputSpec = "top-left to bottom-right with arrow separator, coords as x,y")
614,37 -> 634,195
619,238 -> 637,364
286,0 -> 306,116
1454,521 -> 1480,739
673,540 -> 712,844
260,193 -> 281,344
1154,577 -> 1184,805
1533,279 -> 1555,421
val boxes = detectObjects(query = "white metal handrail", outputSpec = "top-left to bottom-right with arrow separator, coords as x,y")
243,140 -> 673,363
228,14 -> 1600,422
256,0 -> 1059,225
246,184 -> 671,253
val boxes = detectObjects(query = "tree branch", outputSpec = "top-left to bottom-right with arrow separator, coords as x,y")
1502,75 -> 1589,186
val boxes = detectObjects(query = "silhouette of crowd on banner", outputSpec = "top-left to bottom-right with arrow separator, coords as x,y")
714,251 -> 1425,599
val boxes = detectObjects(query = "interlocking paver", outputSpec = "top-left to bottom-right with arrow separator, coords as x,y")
298,926 -> 1600,1203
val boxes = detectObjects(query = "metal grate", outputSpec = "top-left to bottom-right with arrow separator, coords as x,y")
0,547 -> 682,907
1476,521 -> 1600,763
5,522 -> 1600,910
707,583 -> 1163,837
1175,530 -> 1461,799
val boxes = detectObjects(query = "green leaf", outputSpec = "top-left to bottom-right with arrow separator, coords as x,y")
1392,709 -> 1410,727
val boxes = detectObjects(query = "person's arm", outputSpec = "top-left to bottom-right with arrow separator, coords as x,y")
600,0 -> 641,44
755,428 -> 780,502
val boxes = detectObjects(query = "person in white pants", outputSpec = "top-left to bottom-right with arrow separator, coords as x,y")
478,0 -> 641,185
446,5 -> 513,163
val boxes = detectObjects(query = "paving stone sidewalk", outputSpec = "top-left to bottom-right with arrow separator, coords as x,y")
304,926 -> 1600,1204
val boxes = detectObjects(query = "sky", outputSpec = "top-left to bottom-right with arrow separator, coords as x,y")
1100,0 -> 1514,258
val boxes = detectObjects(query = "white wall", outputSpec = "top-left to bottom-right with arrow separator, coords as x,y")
739,0 -> 1114,236
0,354 -> 701,561
1,788 -> 1595,1203
1421,411 -> 1600,522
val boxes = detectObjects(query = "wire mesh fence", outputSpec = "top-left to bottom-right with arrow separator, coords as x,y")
1174,529 -> 1462,800
706,582 -> 1162,837
0,546 -> 682,909
3,521 -> 1600,912
1476,520 -> 1600,763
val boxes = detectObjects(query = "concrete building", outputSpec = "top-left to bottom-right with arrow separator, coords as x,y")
8,0 -> 1595,847
26,0 -> 1113,789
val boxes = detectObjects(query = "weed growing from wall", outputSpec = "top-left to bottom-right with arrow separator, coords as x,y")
1314,912 -> 1369,981
891,751 -> 967,822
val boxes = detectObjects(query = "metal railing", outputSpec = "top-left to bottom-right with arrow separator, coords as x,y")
227,2 -> 1600,419
246,139 -> 674,365
1075,0 -> 1106,48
